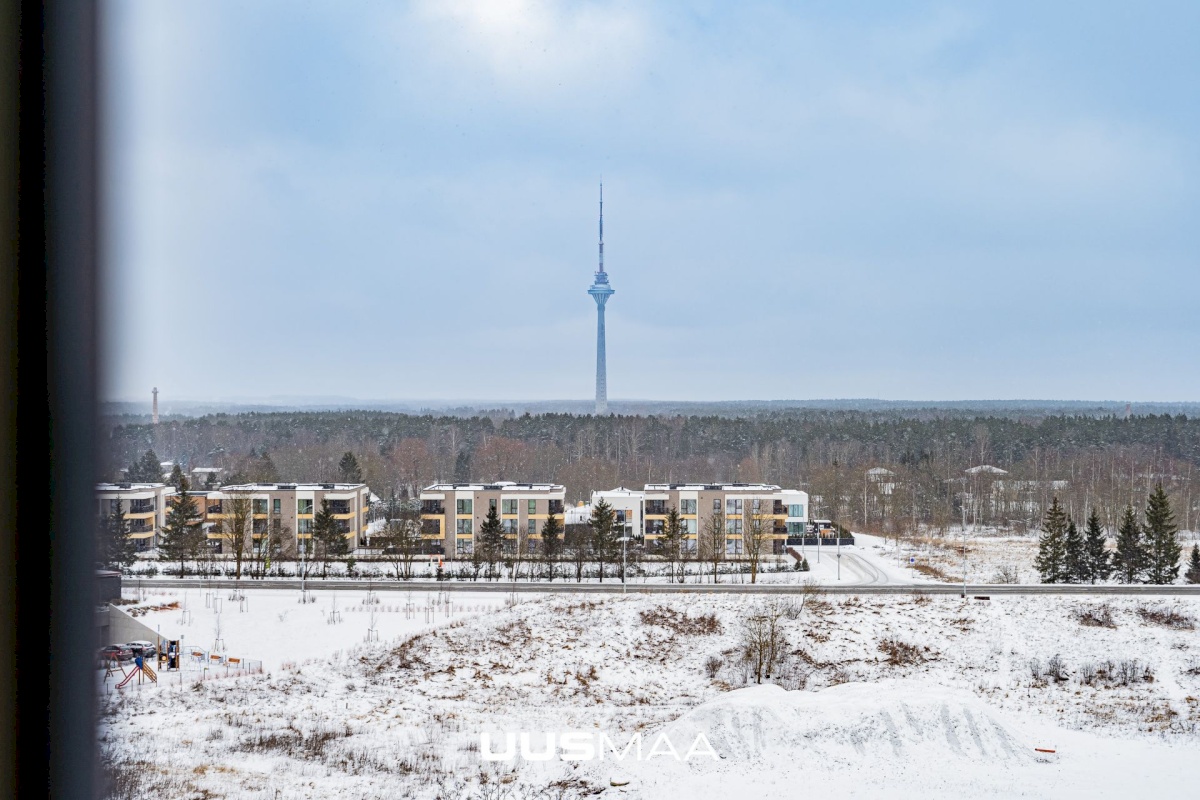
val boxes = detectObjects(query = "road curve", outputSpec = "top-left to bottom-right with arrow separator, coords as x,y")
123,578 -> 1200,596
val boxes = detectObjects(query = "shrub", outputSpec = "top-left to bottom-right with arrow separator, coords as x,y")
878,638 -> 929,666
1075,604 -> 1117,628
639,606 -> 722,635
704,655 -> 723,678
1136,604 -> 1195,630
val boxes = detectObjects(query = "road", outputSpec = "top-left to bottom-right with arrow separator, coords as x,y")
124,577 -> 1200,596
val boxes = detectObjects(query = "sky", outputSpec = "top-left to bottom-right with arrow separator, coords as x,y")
103,1 -> 1200,404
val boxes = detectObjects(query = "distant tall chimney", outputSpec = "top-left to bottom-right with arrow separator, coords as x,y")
152,387 -> 159,424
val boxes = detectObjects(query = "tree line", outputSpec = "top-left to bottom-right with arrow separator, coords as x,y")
1035,484 -> 1200,584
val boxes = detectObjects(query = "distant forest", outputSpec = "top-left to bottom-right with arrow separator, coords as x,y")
104,409 -> 1200,536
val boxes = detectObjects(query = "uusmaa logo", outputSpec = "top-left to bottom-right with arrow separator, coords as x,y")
480,731 -> 720,762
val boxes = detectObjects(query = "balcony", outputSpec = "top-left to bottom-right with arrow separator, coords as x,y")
127,524 -> 153,534
773,501 -> 786,515
421,500 -> 445,516
548,500 -> 564,515
128,502 -> 155,515
206,504 -> 222,515
327,501 -> 351,515
645,500 -> 668,516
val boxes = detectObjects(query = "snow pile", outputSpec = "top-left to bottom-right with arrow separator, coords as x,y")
662,680 -> 1034,767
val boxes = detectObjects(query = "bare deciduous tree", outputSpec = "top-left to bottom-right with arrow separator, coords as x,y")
699,507 -> 726,584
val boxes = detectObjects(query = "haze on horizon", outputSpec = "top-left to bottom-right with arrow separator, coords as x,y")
103,1 -> 1200,404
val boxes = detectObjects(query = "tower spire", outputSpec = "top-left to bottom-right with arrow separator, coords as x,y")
598,181 -> 604,275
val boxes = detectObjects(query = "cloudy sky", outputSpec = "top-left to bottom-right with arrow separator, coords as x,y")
103,1 -> 1199,404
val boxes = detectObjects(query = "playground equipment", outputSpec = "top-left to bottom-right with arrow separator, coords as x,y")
115,655 -> 158,688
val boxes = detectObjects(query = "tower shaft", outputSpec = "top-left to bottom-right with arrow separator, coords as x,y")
587,182 -> 614,415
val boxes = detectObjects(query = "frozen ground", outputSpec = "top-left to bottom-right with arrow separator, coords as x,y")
115,587 -> 520,672
101,589 -> 1200,798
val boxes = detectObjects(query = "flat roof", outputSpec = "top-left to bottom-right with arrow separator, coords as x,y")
219,483 -> 368,491
423,482 -> 564,492
643,483 -> 784,492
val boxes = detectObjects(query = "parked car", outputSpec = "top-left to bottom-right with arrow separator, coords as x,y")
99,644 -> 132,663
124,641 -> 156,659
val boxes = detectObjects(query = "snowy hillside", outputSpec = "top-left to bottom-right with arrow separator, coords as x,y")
100,592 -> 1200,798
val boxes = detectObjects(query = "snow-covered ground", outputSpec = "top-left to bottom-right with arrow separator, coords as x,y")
115,587 -> 522,672
100,589 -> 1200,798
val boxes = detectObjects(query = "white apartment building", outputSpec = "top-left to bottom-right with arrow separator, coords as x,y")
419,482 -> 566,558
591,483 -> 809,556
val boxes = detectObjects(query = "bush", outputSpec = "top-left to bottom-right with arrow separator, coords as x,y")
1075,604 -> 1117,628
640,606 -> 722,635
704,655 -> 723,678
1136,604 -> 1195,630
878,638 -> 930,666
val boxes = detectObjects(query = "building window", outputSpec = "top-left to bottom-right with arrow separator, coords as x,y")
527,499 -> 537,515
527,519 -> 537,535
456,519 -> 473,536
502,499 -> 518,515
645,519 -> 664,536
726,518 -> 743,535
501,519 -> 518,535
297,499 -> 313,515
680,499 -> 696,515
725,539 -> 743,556
787,521 -> 805,535
489,498 -> 497,511
456,498 -> 473,515
253,499 -> 268,515
684,519 -> 697,535
456,539 -> 474,555
726,498 -> 743,516
272,498 -> 281,514
297,519 -> 312,534
788,503 -> 805,518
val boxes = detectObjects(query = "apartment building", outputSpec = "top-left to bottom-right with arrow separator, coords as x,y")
592,483 -> 809,556
202,483 -> 371,553
419,482 -> 566,557
95,483 -> 175,550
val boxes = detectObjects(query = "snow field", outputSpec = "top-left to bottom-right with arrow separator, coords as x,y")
101,591 -> 1200,798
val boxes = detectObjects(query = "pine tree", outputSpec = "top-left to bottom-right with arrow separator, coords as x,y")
1184,545 -> 1200,585
1143,484 -> 1182,585
478,502 -> 504,580
1082,508 -> 1112,584
1064,517 -> 1085,583
589,498 -> 617,583
158,474 -> 202,576
539,511 -> 562,581
338,451 -> 363,483
1034,497 -> 1069,583
312,499 -> 348,578
1113,504 -> 1145,583
97,507 -> 139,570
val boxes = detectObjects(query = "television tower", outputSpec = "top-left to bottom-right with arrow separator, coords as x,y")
588,183 -> 614,415
152,387 -> 159,425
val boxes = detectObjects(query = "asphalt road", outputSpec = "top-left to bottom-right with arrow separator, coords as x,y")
123,578 -> 1200,596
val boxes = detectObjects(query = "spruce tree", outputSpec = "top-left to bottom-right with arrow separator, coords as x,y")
312,499 -> 348,578
539,511 -> 562,581
1113,505 -> 1145,584
478,502 -> 504,580
158,474 -> 202,576
1082,508 -> 1112,584
1064,517 -> 1085,583
338,451 -> 363,483
1184,545 -> 1200,585
127,449 -> 162,482
1143,484 -> 1182,585
97,507 -> 139,570
661,506 -> 684,584
589,498 -> 617,583
167,463 -> 186,491
1034,497 -> 1069,583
